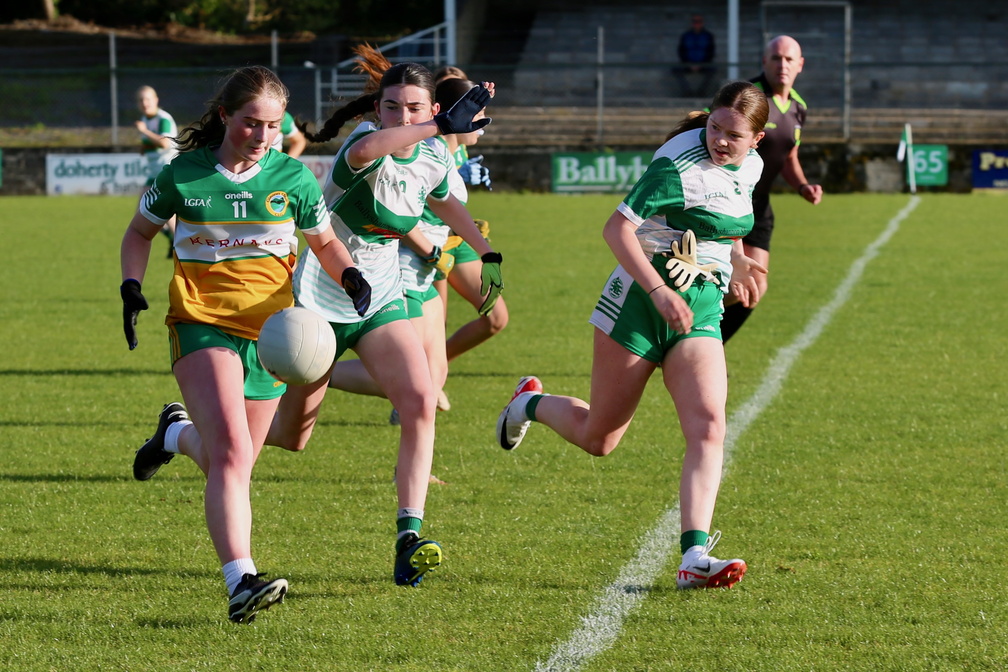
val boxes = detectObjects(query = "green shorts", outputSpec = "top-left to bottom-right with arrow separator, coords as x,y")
328,297 -> 409,358
452,241 -> 481,265
168,322 -> 287,400
404,286 -> 440,318
588,263 -> 724,364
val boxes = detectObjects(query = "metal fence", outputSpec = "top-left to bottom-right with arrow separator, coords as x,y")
3,26 -> 1008,148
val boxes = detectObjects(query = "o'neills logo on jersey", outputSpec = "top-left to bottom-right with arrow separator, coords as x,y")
266,191 -> 289,217
185,196 -> 212,207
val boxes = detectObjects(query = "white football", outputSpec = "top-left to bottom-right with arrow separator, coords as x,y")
257,306 -> 337,385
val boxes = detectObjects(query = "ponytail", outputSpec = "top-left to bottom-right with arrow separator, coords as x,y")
665,110 -> 709,142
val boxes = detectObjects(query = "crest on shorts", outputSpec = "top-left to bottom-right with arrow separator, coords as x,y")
608,276 -> 624,298
266,191 -> 290,217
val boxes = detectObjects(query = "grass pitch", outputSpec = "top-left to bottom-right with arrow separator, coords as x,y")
0,192 -> 1005,671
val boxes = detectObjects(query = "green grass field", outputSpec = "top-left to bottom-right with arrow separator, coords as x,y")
1,192 -> 1005,671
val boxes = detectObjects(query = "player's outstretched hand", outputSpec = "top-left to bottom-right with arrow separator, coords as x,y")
729,254 -> 768,308
478,252 -> 503,316
341,267 -> 372,318
459,155 -> 492,190
120,279 -> 149,350
434,85 -> 492,135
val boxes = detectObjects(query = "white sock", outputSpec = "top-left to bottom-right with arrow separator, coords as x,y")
164,419 -> 191,454
398,507 -> 424,519
222,558 -> 257,595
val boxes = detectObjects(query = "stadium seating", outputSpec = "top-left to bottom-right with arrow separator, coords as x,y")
507,0 -> 1008,116
477,106 -> 1008,150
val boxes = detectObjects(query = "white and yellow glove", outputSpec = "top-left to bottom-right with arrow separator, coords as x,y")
664,230 -> 717,292
474,218 -> 491,240
434,236 -> 464,278
423,245 -> 456,276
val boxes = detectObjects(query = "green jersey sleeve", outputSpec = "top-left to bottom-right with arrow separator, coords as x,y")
620,157 -> 685,224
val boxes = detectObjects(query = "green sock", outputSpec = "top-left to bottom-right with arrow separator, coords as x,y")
526,394 -> 544,421
680,530 -> 709,555
396,508 -> 424,553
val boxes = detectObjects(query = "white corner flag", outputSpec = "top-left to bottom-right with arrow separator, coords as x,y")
897,123 -> 916,194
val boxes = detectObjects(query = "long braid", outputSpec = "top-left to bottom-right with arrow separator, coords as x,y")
299,94 -> 375,143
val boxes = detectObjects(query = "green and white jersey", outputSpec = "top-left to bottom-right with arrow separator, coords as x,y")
616,128 -> 763,290
295,121 -> 453,322
270,111 -> 297,152
141,147 -> 330,340
140,108 -> 178,175
399,136 -> 468,293
452,144 -> 469,169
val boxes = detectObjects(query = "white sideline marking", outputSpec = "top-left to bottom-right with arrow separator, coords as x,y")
534,196 -> 922,672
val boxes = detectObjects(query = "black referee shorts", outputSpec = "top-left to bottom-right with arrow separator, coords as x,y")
743,195 -> 774,252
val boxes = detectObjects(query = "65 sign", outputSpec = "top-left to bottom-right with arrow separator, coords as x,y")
909,145 -> 948,187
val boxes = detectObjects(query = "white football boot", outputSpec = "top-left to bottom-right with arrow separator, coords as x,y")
676,530 -> 747,589
495,376 -> 544,450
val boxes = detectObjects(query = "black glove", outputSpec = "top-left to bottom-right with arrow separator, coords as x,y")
120,279 -> 149,350
434,85 -> 493,135
341,267 -> 372,318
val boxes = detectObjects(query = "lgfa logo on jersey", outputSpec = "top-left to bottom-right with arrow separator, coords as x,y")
266,191 -> 289,217
608,276 -> 624,298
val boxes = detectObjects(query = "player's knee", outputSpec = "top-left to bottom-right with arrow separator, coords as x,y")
582,434 -> 621,457
268,427 -> 310,452
683,419 -> 726,452
207,441 -> 257,474
487,296 -> 509,331
428,362 -> 449,390
280,437 -> 310,452
265,413 -> 313,452
484,310 -> 508,334
396,388 -> 437,425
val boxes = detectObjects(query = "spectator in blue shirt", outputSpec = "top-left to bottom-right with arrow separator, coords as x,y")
674,14 -> 717,97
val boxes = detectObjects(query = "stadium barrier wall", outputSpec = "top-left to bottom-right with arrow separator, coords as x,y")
0,144 -> 980,197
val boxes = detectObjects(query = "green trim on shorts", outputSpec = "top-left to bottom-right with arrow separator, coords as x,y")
168,322 -> 287,400
326,297 -> 409,359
